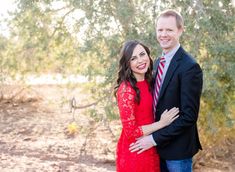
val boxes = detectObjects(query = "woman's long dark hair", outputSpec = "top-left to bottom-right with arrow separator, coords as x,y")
114,40 -> 153,104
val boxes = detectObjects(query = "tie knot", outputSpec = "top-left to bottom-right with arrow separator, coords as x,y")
160,56 -> 165,63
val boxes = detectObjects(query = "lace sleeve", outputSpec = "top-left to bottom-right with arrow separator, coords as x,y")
117,82 -> 143,141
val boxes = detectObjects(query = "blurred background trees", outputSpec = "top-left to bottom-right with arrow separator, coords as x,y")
1,0 -> 234,145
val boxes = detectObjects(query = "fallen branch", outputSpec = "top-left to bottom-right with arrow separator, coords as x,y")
70,96 -> 106,111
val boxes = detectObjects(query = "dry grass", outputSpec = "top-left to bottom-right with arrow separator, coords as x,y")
0,84 -> 234,172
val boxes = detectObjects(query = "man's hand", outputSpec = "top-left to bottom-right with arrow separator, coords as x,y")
129,135 -> 155,154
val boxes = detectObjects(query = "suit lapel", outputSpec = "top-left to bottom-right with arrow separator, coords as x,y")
158,47 -> 183,100
158,59 -> 178,100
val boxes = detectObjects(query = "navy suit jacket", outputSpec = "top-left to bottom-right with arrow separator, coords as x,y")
152,46 -> 203,160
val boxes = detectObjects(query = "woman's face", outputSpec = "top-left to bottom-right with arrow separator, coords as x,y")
129,44 -> 150,81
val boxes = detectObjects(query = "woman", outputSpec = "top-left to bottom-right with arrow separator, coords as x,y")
114,40 -> 179,172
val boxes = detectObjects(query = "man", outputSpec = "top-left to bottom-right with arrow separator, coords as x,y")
129,9 -> 203,172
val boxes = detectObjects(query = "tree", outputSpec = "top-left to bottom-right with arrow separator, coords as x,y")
1,0 -> 235,143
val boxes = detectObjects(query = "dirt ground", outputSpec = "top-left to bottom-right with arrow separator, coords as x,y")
0,85 -> 234,172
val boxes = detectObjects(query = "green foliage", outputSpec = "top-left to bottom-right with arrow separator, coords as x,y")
1,0 -> 234,145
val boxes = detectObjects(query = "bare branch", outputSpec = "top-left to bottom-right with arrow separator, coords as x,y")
70,96 -> 106,111
48,6 -> 70,13
49,7 -> 76,39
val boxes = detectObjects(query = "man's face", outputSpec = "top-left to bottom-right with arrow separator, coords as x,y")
156,16 -> 183,53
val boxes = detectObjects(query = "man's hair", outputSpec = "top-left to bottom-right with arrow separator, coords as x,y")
156,9 -> 184,29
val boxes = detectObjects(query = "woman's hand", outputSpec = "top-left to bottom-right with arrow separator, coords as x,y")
159,107 -> 179,128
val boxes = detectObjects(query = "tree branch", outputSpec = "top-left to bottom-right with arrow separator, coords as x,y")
49,7 -> 76,39
70,96 -> 106,111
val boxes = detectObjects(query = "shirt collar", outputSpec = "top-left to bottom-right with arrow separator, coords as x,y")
162,44 -> 180,63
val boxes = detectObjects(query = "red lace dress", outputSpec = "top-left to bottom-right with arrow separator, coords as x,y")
116,80 -> 160,172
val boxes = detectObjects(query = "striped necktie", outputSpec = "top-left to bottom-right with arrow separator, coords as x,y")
153,56 -> 166,113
